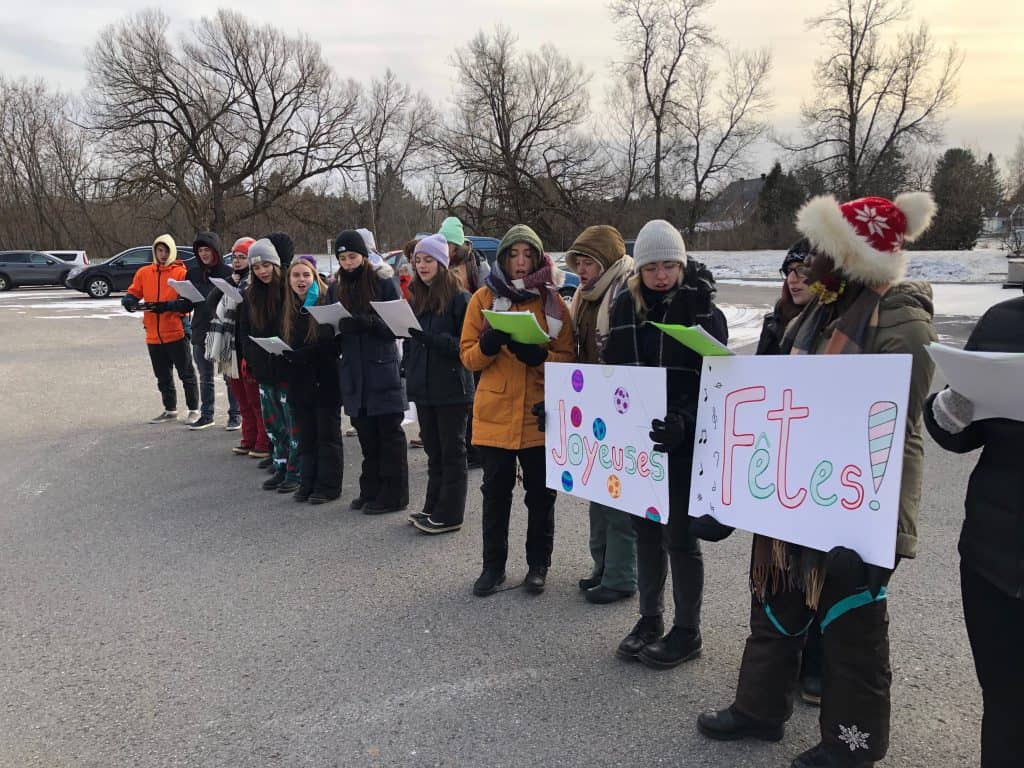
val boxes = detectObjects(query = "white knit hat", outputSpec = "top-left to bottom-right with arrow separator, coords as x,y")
633,220 -> 687,270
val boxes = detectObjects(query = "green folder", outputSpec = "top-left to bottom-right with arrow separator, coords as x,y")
648,322 -> 733,356
482,310 -> 551,344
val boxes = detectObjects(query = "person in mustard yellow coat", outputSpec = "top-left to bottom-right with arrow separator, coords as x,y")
460,224 -> 575,597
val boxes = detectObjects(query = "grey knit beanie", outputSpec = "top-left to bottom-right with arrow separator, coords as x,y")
247,238 -> 281,268
632,220 -> 687,270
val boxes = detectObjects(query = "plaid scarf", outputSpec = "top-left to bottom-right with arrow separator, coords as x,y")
205,280 -> 247,378
483,254 -> 566,339
752,282 -> 890,608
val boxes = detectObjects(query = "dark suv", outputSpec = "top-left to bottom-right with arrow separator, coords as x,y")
0,251 -> 72,291
67,246 -> 195,298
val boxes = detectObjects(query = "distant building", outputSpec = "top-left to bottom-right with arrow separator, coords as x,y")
982,205 -> 1024,237
695,176 -> 767,233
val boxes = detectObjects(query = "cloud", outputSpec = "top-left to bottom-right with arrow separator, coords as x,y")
0,23 -> 83,74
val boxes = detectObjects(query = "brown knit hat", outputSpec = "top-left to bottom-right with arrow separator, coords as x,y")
566,225 -> 626,272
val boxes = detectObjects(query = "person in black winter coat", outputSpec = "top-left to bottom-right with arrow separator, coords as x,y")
402,234 -> 475,534
924,292 -> 1024,768
756,238 -> 814,356
280,257 -> 344,505
602,220 -> 728,670
330,229 -> 409,515
165,231 -> 239,430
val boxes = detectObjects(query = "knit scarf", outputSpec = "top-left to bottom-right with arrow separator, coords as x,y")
483,254 -> 566,339
570,256 -> 632,362
205,279 -> 245,378
751,281 -> 890,609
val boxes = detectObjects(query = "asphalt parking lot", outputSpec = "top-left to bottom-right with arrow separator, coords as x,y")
0,284 -> 1002,767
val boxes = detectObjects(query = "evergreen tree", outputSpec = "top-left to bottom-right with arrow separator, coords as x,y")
920,148 -> 994,250
756,162 -> 805,246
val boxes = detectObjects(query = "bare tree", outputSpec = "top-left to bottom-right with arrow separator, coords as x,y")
672,48 -> 773,236
353,70 -> 435,246
432,27 -> 604,242
599,71 -> 656,206
785,0 -> 961,198
609,0 -> 712,199
86,9 -> 363,235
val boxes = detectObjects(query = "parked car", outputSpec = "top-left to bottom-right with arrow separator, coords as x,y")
66,246 -> 195,298
0,251 -> 73,291
46,250 -> 90,269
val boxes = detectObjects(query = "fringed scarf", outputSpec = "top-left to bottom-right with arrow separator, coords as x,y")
483,254 -> 566,339
569,256 -> 633,363
205,281 -> 244,378
751,281 -> 890,608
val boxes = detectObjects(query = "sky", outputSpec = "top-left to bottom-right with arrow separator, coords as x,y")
2,0 -> 1022,174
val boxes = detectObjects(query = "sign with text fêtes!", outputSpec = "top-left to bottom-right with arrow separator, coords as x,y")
545,363 -> 670,524
688,354 -> 912,567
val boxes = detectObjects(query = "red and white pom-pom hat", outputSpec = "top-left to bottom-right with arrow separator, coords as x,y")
796,192 -> 937,285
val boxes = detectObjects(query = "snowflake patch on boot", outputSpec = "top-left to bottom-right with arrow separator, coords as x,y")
838,724 -> 870,752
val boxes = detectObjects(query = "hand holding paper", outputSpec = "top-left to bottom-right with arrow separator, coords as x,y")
482,310 -> 550,344
370,299 -> 422,338
649,322 -> 732,356
304,302 -> 352,334
166,279 -> 205,303
926,343 -> 1024,422
209,276 -> 243,303
248,336 -> 293,356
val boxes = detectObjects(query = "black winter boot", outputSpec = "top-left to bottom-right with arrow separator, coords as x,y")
523,566 -> 547,594
697,705 -> 785,742
790,742 -> 874,767
473,568 -> 506,597
616,615 -> 664,660
638,626 -> 702,669
262,468 -> 286,490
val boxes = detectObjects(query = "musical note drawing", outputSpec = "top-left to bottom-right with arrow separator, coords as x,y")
698,463 -> 704,477
712,481 -> 717,493
712,407 -> 718,429
714,382 -> 723,389
698,429 -> 708,445
710,503 -> 716,515
703,387 -> 709,403
696,493 -> 703,503
713,450 -> 720,468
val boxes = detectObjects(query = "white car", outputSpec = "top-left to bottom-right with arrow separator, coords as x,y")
47,250 -> 90,269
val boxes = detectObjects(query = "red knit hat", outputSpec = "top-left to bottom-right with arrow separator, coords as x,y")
796,192 -> 937,285
231,237 -> 256,256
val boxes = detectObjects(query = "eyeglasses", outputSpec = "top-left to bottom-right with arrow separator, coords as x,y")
783,264 -> 811,279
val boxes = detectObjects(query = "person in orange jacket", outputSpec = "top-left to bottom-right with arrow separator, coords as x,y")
460,224 -> 575,597
121,234 -> 199,423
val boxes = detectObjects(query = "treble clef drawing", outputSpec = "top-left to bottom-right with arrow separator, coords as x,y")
712,407 -> 718,429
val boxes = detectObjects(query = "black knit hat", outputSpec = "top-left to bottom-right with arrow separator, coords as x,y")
780,237 -> 813,276
192,231 -> 223,257
334,230 -> 369,259
264,232 -> 295,270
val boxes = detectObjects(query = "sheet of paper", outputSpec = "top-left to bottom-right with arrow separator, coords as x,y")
482,309 -> 550,345
209,276 -> 244,303
649,322 -> 733,356
248,336 -> 293,356
926,343 -> 1024,422
304,302 -> 352,333
370,299 -> 422,338
166,279 -> 205,303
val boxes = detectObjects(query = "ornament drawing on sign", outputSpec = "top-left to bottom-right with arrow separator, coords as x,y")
572,369 -> 585,392
607,474 -> 622,499
613,386 -> 630,414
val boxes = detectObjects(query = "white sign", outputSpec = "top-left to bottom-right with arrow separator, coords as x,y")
545,362 -> 670,523
689,354 -> 912,568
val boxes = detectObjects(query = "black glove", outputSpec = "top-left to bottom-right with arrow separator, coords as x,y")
508,340 -> 548,367
478,329 -> 511,356
825,546 -> 892,598
531,401 -> 546,432
649,408 -> 695,454
688,514 -> 735,542
121,295 -> 140,312
149,301 -> 168,314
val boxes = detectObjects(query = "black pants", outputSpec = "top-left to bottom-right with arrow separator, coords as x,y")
416,403 -> 469,525
147,339 -> 198,411
961,560 -> 1024,768
632,513 -> 703,632
479,445 -> 554,571
351,412 -> 408,506
734,571 -> 893,762
293,403 -> 344,497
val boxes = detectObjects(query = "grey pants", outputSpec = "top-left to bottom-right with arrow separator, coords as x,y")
587,502 -> 638,592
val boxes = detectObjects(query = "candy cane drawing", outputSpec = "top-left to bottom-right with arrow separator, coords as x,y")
867,401 -> 898,493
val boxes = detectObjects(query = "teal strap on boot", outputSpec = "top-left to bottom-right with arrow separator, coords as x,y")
765,603 -> 815,638
819,587 -> 888,633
